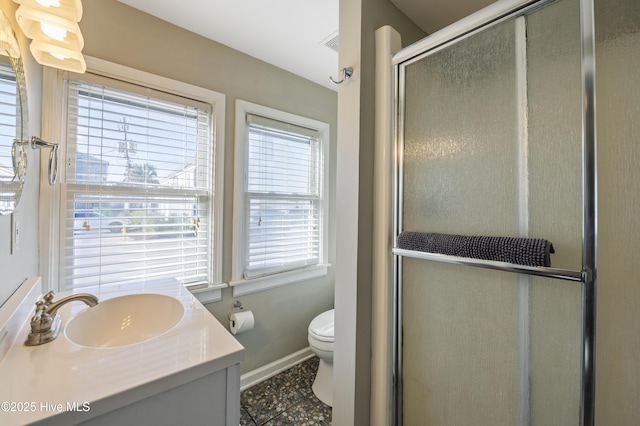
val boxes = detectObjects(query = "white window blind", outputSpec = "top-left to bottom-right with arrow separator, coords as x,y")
243,113 -> 323,278
60,75 -> 214,290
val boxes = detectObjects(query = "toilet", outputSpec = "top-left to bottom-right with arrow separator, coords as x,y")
308,309 -> 334,406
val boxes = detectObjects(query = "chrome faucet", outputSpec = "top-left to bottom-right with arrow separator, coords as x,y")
24,291 -> 99,346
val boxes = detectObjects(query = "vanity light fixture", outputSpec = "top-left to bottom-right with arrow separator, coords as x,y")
14,0 -> 82,21
15,6 -> 83,50
29,39 -> 85,72
13,0 -> 86,73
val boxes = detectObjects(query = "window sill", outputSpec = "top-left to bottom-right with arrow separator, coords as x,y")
229,264 -> 330,297
187,283 -> 227,304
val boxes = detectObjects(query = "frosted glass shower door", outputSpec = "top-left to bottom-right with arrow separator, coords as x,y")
397,0 -> 584,424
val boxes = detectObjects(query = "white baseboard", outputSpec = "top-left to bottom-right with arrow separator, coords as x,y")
240,347 -> 315,391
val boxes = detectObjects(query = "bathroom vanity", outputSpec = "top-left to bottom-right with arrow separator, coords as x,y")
0,278 -> 244,426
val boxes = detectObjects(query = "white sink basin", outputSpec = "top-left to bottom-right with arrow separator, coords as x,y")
65,294 -> 184,348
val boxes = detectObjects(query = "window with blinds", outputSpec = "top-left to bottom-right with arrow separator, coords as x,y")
241,111 -> 325,279
59,75 -> 214,290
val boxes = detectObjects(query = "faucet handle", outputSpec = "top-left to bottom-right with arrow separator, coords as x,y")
29,301 -> 54,334
31,301 -> 45,322
43,291 -> 55,305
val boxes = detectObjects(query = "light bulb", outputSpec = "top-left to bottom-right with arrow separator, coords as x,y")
36,0 -> 61,7
51,52 -> 67,60
40,22 -> 67,41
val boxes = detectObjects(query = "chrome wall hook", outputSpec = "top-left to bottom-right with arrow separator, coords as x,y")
330,67 -> 353,84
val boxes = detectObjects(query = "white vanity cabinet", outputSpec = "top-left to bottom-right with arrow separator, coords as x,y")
64,365 -> 240,426
0,278 -> 244,426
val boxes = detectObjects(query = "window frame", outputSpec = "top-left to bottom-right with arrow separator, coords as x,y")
230,100 -> 330,296
39,57 -> 226,303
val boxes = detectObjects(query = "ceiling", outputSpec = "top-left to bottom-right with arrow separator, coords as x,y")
118,0 -> 497,92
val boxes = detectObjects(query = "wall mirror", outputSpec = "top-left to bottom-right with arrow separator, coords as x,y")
0,10 -> 28,215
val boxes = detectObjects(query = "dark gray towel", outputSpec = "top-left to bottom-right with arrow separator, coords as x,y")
396,231 -> 555,267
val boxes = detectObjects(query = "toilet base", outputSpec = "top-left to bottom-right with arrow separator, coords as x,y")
312,358 -> 333,407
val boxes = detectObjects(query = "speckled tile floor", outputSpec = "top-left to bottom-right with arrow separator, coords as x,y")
240,356 -> 332,425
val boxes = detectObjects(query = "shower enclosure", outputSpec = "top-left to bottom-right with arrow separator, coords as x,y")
391,0 -> 596,424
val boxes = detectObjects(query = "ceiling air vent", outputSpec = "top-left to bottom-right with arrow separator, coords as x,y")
321,32 -> 339,53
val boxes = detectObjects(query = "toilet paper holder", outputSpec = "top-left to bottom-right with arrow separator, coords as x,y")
228,300 -> 245,319
228,301 -> 255,335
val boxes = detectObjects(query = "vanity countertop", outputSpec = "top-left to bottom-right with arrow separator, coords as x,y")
0,278 -> 244,425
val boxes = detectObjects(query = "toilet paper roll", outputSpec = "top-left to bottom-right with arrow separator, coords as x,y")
229,310 -> 254,335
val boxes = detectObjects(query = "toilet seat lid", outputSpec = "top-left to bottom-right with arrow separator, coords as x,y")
309,309 -> 334,341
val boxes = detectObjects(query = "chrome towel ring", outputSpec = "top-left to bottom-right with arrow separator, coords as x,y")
31,136 -> 59,185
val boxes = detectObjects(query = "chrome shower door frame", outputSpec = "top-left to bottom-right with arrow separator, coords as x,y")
391,0 -> 597,424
